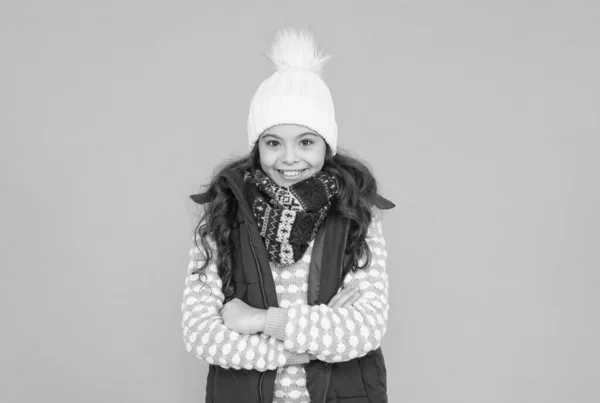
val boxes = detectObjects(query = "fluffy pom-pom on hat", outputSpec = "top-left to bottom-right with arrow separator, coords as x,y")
247,28 -> 338,154
267,29 -> 331,74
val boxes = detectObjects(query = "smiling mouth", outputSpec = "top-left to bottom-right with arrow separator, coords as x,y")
277,169 -> 307,178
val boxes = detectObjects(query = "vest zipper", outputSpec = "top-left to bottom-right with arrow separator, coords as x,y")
322,365 -> 332,403
259,372 -> 265,403
243,221 -> 269,307
322,221 -> 350,403
243,220 -> 268,403
338,222 -> 350,286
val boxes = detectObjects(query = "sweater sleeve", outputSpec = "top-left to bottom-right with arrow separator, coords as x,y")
181,235 -> 310,371
263,211 -> 389,363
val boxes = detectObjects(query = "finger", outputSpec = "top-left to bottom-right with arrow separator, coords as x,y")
222,298 -> 239,309
341,290 -> 362,308
336,289 -> 359,308
327,287 -> 354,308
327,294 -> 341,308
329,287 -> 359,309
327,287 -> 351,308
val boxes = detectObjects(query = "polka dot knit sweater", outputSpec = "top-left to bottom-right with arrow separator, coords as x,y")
182,209 -> 389,403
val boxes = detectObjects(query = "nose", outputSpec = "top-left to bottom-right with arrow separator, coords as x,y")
281,145 -> 299,164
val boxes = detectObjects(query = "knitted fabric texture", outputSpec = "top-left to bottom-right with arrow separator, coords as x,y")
181,210 -> 389,403
247,29 -> 338,155
244,169 -> 338,265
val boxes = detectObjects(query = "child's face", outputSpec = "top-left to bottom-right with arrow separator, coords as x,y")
258,124 -> 326,187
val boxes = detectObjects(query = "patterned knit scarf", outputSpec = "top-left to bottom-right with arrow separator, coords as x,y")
244,169 -> 338,265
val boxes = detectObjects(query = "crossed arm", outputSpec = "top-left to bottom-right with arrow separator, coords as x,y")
182,212 -> 389,368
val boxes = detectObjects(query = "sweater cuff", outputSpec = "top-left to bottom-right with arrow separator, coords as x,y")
286,353 -> 310,366
264,307 -> 288,340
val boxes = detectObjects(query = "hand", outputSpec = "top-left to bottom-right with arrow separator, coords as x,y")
327,285 -> 361,309
221,298 -> 267,334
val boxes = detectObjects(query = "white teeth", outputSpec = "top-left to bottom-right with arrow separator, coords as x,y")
279,170 -> 304,177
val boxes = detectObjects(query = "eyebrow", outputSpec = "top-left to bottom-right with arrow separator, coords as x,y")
261,132 -> 319,140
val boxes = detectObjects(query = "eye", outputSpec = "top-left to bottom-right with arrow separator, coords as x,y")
266,140 -> 280,147
300,139 -> 314,147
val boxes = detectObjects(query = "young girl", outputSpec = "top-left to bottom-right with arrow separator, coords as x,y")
182,29 -> 394,403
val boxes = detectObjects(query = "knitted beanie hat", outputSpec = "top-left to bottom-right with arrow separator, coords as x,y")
247,29 -> 338,155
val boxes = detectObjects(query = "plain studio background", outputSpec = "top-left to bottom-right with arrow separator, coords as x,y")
1,0 -> 598,402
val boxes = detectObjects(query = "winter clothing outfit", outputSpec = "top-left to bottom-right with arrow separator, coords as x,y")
184,170 -> 392,402
183,28 -> 393,402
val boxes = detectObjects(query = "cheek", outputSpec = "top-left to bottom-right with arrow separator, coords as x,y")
259,156 -> 270,171
310,145 -> 326,169
258,148 -> 276,169
310,156 -> 324,170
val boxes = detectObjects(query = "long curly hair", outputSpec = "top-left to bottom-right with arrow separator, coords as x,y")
192,144 -> 379,302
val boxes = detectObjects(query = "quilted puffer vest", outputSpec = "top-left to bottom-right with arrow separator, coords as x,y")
190,170 -> 393,403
